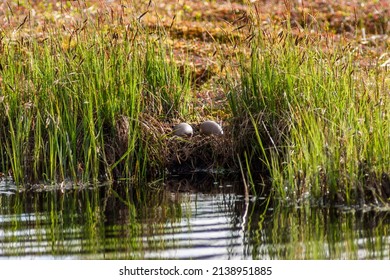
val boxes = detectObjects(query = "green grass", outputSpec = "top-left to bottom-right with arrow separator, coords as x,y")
0,22 -> 193,185
227,29 -> 390,205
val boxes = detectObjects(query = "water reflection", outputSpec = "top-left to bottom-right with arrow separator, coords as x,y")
0,176 -> 389,259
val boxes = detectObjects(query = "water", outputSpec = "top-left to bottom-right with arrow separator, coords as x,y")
0,177 -> 389,259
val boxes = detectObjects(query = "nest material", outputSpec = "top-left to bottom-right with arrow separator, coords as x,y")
115,115 -> 130,156
137,114 -> 235,174
165,133 -> 234,172
110,112 -> 276,177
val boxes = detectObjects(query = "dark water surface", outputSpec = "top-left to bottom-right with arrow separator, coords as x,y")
0,176 -> 389,259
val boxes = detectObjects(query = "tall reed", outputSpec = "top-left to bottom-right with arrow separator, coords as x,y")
0,20 -> 193,184
228,30 -> 390,205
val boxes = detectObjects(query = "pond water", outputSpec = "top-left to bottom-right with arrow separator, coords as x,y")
0,176 -> 389,260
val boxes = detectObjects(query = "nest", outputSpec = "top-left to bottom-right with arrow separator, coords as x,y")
110,111 -> 284,179
138,114 -> 236,175
110,111 -> 278,178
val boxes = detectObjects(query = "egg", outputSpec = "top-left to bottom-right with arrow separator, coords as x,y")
199,120 -> 223,136
172,123 -> 193,137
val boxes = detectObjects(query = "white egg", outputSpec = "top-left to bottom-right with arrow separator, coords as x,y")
199,120 -> 223,136
173,123 -> 193,137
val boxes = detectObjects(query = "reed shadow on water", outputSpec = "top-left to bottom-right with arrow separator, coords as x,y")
0,175 -> 389,259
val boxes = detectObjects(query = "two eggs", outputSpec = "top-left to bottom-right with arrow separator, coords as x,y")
173,121 -> 223,137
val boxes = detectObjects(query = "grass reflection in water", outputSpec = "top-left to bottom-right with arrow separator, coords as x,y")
0,179 -> 389,259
